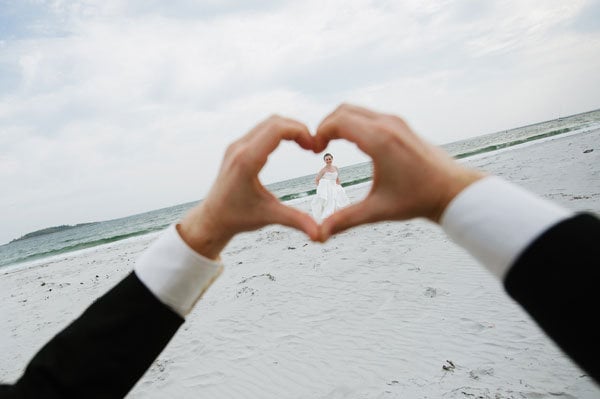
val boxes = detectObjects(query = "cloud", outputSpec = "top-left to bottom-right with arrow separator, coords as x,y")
570,0 -> 600,33
0,0 -> 599,243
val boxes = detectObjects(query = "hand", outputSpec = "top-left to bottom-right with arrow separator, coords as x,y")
314,104 -> 485,241
179,116 -> 320,259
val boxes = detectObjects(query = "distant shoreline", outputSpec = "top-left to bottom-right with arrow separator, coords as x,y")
10,223 -> 97,244
4,125 -> 595,246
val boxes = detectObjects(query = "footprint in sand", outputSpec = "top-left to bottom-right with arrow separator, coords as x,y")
184,371 -> 226,388
235,273 -> 277,299
468,367 -> 494,380
460,318 -> 495,333
235,286 -> 257,299
424,286 -> 450,298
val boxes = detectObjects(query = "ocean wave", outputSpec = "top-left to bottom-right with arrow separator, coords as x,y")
1,225 -> 168,268
2,112 -> 597,270
454,127 -> 572,159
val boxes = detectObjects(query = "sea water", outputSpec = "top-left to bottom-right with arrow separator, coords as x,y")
2,108 -> 600,269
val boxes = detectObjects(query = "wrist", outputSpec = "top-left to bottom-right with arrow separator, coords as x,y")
178,203 -> 232,260
430,168 -> 487,224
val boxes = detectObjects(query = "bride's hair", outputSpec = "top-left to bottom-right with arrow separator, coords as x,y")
323,153 -> 333,160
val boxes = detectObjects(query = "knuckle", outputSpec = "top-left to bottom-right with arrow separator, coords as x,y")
388,114 -> 408,128
374,123 -> 402,148
335,103 -> 352,116
264,114 -> 288,133
226,142 -> 250,165
224,141 -> 242,158
267,114 -> 283,124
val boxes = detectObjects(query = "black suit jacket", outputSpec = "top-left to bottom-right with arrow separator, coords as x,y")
505,213 -> 599,383
0,272 -> 183,398
1,214 -> 599,398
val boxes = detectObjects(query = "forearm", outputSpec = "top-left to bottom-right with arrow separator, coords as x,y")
8,225 -> 224,398
440,176 -> 600,381
504,214 -> 600,382
440,176 -> 572,278
134,223 -> 224,317
11,273 -> 184,398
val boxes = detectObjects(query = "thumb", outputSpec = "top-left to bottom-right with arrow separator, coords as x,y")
269,202 -> 320,241
319,200 -> 374,241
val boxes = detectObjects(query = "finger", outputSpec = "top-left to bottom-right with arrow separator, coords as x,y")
320,104 -> 380,126
316,104 -> 379,142
318,199 -> 375,241
241,116 -> 312,148
268,201 -> 320,241
248,116 -> 314,170
314,110 -> 375,155
257,115 -> 314,150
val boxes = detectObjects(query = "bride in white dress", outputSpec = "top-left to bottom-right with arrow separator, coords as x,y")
311,153 -> 350,222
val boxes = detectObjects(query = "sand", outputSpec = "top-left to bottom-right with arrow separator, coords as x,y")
1,129 -> 599,398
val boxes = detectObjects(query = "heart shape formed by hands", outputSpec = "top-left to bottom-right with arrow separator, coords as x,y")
312,104 -> 483,241
180,104 -> 484,258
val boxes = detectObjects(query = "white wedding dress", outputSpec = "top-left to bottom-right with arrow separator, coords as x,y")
311,172 -> 350,222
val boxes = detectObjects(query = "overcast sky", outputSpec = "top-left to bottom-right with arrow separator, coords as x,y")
1,0 -> 599,244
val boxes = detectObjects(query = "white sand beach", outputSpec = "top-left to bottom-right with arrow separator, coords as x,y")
1,129 -> 599,398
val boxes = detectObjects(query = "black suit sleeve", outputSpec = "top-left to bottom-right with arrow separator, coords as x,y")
504,213 -> 600,383
0,272 -> 184,399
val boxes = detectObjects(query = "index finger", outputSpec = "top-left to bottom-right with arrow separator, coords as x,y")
314,107 -> 376,155
233,116 -> 314,173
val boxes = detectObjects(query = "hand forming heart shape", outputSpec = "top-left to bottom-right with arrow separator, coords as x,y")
179,104 -> 485,258
313,104 -> 484,241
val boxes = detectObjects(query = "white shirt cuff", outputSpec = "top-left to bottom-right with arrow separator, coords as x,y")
440,176 -> 573,280
134,224 -> 223,317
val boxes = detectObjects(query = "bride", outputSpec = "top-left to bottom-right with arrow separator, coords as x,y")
311,153 -> 350,222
